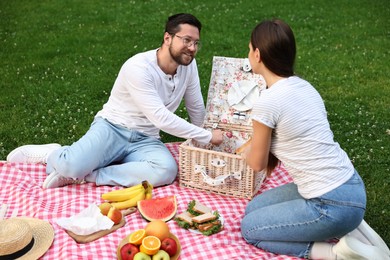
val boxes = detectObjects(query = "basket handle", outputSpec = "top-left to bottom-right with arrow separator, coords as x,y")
194,165 -> 242,186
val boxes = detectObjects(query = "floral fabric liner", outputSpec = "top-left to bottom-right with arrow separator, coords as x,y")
191,56 -> 267,153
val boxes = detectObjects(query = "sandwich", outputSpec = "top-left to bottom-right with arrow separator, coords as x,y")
187,200 -> 212,216
192,211 -> 216,223
175,200 -> 223,236
175,211 -> 193,229
192,211 -> 222,235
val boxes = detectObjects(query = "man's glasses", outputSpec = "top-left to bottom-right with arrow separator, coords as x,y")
172,34 -> 201,50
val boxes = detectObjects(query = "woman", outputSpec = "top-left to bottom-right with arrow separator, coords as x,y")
240,19 -> 389,260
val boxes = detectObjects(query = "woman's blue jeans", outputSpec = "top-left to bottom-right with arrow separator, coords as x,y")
241,170 -> 366,259
46,117 -> 178,187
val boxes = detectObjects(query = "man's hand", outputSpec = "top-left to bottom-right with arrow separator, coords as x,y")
210,129 -> 223,145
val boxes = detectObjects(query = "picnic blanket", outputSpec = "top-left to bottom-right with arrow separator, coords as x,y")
0,142 -> 303,260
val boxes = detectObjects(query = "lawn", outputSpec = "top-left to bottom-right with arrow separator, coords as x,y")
1,0 -> 389,244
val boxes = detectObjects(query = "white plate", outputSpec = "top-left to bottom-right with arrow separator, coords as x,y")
227,80 -> 259,111
187,215 -> 224,235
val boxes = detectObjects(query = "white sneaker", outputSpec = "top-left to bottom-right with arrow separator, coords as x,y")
333,235 -> 389,260
357,220 -> 390,256
7,143 -> 61,164
42,171 -> 85,189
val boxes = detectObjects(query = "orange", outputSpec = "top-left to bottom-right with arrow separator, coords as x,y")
140,236 -> 161,255
144,220 -> 170,241
129,229 -> 146,245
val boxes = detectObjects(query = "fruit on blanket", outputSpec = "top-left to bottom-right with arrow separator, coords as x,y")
98,202 -> 112,216
105,187 -> 145,202
145,184 -> 153,200
140,236 -> 161,255
133,252 -> 151,260
129,229 -> 146,245
102,181 -> 150,202
101,181 -> 155,210
145,192 -> 153,200
145,220 -> 170,241
152,250 -> 170,260
160,237 -> 177,257
110,191 -> 146,210
120,243 -> 139,260
138,195 -> 177,222
107,207 -> 122,224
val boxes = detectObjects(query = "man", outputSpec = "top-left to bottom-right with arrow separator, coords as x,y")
7,13 -> 223,189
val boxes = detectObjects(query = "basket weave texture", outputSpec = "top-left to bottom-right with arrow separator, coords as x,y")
179,56 -> 267,199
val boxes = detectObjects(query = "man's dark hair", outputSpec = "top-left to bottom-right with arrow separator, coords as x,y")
165,13 -> 202,35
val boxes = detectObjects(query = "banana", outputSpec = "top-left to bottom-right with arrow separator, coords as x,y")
101,180 -> 150,201
110,190 -> 146,210
145,187 -> 153,200
144,182 -> 153,199
102,186 -> 145,202
102,181 -> 148,195
145,193 -> 152,200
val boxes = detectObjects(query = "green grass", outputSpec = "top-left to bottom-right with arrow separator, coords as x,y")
1,0 -> 389,245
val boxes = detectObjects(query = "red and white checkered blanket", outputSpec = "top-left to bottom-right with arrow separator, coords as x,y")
0,143 -> 303,260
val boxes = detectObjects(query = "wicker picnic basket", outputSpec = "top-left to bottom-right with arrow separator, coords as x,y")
179,56 -> 267,199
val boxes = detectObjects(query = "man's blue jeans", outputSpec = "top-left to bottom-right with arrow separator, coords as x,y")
241,170 -> 366,258
46,117 -> 178,187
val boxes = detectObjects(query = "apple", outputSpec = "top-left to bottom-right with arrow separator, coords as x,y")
160,237 -> 177,256
107,206 -> 122,225
133,252 -> 151,260
98,202 -> 112,216
120,243 -> 139,260
152,250 -> 170,260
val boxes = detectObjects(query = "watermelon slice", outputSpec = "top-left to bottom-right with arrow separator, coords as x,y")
137,195 -> 177,222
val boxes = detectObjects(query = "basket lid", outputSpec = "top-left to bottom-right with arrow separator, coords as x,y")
203,56 -> 266,132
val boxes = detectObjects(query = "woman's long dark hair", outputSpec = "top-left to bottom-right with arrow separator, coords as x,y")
250,19 -> 296,77
251,19 -> 296,176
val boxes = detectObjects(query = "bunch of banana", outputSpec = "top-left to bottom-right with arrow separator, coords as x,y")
145,183 -> 153,200
101,180 -> 153,210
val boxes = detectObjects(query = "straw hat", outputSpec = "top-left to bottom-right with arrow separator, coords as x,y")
0,217 -> 54,260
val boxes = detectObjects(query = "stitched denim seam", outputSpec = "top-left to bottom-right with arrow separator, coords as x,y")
315,198 -> 366,210
246,213 -> 325,235
244,214 -> 324,258
304,242 -> 313,259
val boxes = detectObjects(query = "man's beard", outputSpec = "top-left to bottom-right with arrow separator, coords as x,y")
169,44 -> 195,66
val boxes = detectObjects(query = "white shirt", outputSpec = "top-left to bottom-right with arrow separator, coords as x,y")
252,76 -> 354,198
96,49 -> 212,144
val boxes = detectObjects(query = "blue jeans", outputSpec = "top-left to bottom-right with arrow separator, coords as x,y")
46,117 -> 178,187
241,170 -> 366,259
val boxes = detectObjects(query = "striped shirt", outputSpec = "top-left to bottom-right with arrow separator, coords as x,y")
252,76 -> 354,198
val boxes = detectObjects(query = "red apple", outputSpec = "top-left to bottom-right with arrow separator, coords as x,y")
160,237 -> 177,256
107,207 -> 122,225
120,243 -> 139,260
